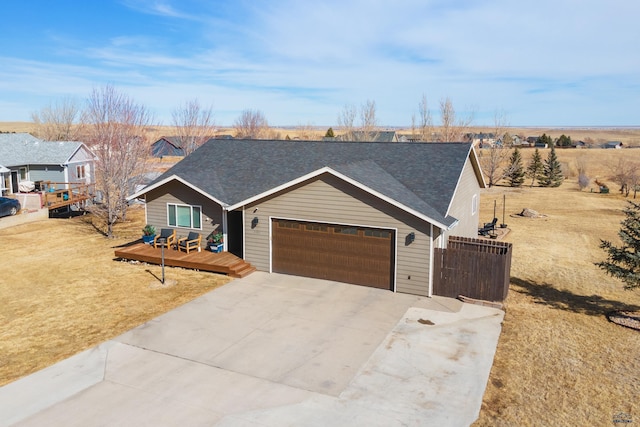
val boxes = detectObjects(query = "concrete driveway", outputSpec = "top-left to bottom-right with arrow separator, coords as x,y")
1,272 -> 504,426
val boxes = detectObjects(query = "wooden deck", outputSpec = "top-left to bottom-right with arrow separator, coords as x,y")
114,243 -> 256,278
42,182 -> 95,211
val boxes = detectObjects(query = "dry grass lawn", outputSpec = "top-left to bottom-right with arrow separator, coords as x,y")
474,183 -> 640,425
0,206 -> 231,387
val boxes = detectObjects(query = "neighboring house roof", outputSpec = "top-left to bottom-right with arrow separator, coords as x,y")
335,131 -> 400,142
0,133 -> 90,166
603,141 -> 623,148
132,139 -> 483,230
156,136 -> 183,148
151,136 -> 185,157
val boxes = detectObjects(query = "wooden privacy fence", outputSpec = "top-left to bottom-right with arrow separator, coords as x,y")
433,236 -> 512,302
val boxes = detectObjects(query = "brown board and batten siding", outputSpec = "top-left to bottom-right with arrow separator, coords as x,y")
144,180 -> 223,240
442,159 -> 481,241
244,173 -> 433,296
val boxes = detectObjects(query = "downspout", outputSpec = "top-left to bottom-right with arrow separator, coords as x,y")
222,208 -> 228,252
428,223 -> 434,297
241,206 -> 246,259
62,164 -> 70,189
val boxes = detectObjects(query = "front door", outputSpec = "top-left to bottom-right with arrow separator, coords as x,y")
227,210 -> 243,258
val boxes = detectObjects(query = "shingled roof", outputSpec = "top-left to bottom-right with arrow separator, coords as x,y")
0,133 -> 87,166
139,139 -> 480,229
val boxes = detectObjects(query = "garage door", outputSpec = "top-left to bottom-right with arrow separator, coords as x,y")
272,219 -> 394,289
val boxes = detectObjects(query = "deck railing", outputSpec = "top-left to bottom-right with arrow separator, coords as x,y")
40,182 -> 95,210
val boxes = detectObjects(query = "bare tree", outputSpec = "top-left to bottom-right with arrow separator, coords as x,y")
234,109 -> 270,139
172,99 -> 215,155
609,158 -> 639,197
479,145 -> 511,187
337,104 -> 357,141
337,100 -> 379,141
359,99 -> 378,141
31,97 -> 81,141
576,156 -> 590,191
82,85 -> 152,238
295,122 -> 320,140
438,97 -> 473,142
493,109 -> 510,146
417,94 -> 433,141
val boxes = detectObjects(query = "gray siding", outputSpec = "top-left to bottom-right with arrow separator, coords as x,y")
69,145 -> 95,162
244,173 -> 432,296
25,165 -> 65,183
444,159 -> 481,241
145,180 -> 223,244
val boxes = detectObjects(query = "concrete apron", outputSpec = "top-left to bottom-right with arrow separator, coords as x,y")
1,272 -> 504,427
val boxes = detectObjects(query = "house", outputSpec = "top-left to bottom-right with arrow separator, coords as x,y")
573,140 -> 587,149
526,136 -> 539,146
0,133 -> 96,196
603,141 -> 623,149
150,136 -> 185,157
129,139 -> 485,297
467,133 -> 496,147
327,130 -> 401,142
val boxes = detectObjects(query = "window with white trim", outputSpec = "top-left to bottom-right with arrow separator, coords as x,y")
472,194 -> 478,215
167,203 -> 202,229
76,165 -> 86,179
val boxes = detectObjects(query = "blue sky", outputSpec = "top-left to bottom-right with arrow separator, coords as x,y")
1,0 -> 638,127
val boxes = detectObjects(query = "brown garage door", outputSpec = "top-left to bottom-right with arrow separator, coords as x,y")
272,219 -> 394,289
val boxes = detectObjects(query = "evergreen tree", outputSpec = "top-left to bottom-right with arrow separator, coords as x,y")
538,133 -> 553,147
505,147 -> 525,187
325,127 -> 335,138
556,134 -> 572,147
540,145 -> 563,187
526,148 -> 543,187
596,201 -> 640,289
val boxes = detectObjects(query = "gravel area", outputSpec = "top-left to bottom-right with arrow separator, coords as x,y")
607,311 -> 640,331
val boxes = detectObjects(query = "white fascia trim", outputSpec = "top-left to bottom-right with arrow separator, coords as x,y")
126,174 -> 228,208
470,145 -> 488,188
227,167 -> 453,230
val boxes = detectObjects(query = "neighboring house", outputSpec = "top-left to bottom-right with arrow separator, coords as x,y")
0,133 -> 96,195
467,133 -> 496,147
573,140 -> 587,149
150,136 -> 185,157
328,130 -> 401,142
602,141 -> 623,149
526,136 -> 539,146
129,139 -> 485,297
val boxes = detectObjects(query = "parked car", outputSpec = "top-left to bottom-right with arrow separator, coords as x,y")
0,197 -> 21,217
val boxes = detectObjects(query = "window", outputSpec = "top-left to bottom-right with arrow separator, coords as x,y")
277,220 -> 299,229
472,194 -> 478,215
76,165 -> 85,179
19,167 -> 27,181
364,229 -> 391,239
167,203 -> 202,229
334,226 -> 358,235
305,223 -> 327,232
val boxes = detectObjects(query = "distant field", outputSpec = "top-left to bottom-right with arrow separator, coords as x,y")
2,121 -> 639,146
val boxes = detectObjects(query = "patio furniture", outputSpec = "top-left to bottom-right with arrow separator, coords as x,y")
478,218 -> 498,236
154,228 -> 177,249
177,232 -> 202,253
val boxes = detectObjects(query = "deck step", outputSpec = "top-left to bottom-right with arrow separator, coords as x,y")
231,265 -> 257,278
114,243 -> 256,279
